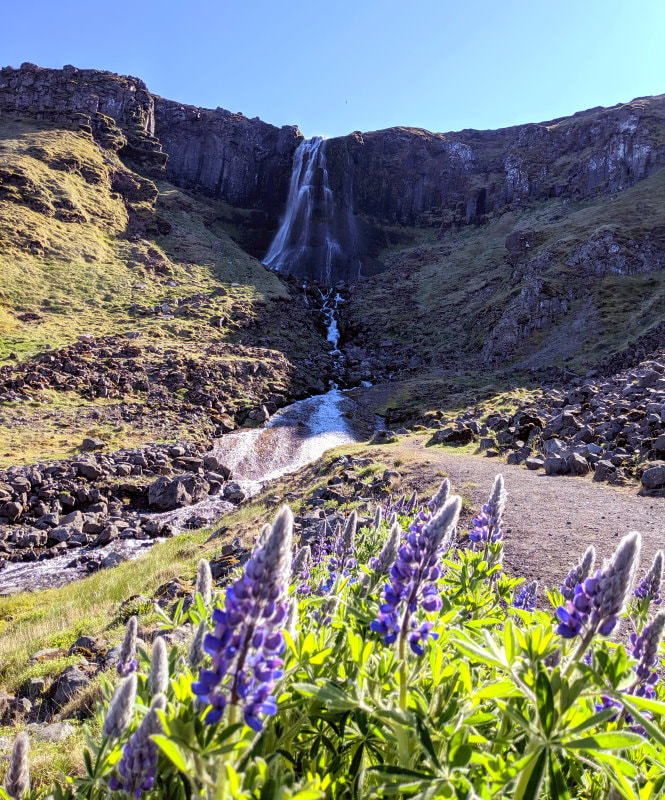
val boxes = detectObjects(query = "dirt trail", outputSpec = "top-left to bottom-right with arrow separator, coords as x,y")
403,439 -> 665,587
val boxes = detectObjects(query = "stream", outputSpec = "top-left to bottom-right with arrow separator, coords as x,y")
0,295 -> 365,594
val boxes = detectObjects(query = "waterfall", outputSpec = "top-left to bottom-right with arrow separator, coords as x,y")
263,137 -> 361,284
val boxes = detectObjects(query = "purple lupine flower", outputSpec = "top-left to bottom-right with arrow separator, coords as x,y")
630,611 -> 665,686
117,616 -> 139,677
370,496 -> 461,655
634,550 -> 664,605
469,475 -> 506,545
514,580 -> 538,611
109,694 -> 166,798
311,520 -> 335,565
594,612 -> 665,737
191,506 -> 293,731
561,546 -> 596,602
556,532 -> 641,640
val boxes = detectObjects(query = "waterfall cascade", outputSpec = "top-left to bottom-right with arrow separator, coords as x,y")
263,137 -> 361,284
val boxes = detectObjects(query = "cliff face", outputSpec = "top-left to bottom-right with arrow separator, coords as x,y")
153,98 -> 301,212
1,63 -> 664,284
0,63 -> 165,170
325,96 -> 665,231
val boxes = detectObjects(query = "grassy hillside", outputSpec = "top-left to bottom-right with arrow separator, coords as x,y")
346,167 -> 665,382
0,117 -> 330,464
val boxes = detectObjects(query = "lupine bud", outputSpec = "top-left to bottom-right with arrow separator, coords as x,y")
188,621 -> 207,669
406,491 -> 418,512
4,732 -> 29,800
195,559 -> 213,607
561,546 -> 596,601
149,637 -> 169,696
257,523 -> 271,547
596,532 -> 641,630
118,616 -> 138,676
373,505 -> 383,530
427,479 -> 450,514
634,550 -> 664,604
292,544 -> 312,578
103,673 -> 137,739
109,694 -> 166,797
368,522 -> 401,575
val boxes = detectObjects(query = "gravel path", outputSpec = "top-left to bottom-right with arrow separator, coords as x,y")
404,440 -> 665,587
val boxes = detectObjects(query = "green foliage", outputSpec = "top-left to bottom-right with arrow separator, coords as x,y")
26,492 -> 665,799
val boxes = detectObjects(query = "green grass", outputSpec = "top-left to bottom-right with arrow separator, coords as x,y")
0,117 -> 287,364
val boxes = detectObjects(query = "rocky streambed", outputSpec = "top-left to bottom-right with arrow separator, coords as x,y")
0,388 -> 367,594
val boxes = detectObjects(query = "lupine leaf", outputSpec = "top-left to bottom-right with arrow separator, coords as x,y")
512,748 -> 547,800
564,731 -> 643,750
153,735 -> 189,772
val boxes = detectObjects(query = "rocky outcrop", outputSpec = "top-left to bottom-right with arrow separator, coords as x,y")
0,63 -> 165,170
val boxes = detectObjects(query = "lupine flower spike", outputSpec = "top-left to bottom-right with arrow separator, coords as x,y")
371,495 -> 462,655
561,546 -> 596,601
149,637 -> 169,696
634,550 -> 664,606
514,580 -> 538,611
557,532 -> 641,669
292,544 -> 312,594
195,559 -> 213,607
368,522 -> 402,577
109,694 -> 166,797
469,475 -> 507,546
103,673 -> 137,739
117,615 -> 138,676
192,506 -> 293,730
429,479 -> 451,512
4,732 -> 29,800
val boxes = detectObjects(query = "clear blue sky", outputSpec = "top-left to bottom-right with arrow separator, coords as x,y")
3,0 -> 664,138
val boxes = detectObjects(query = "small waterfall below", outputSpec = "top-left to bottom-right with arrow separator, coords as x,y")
0,389 -> 362,594
263,137 -> 361,284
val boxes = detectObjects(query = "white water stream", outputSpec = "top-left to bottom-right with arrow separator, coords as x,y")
0,303 -> 359,594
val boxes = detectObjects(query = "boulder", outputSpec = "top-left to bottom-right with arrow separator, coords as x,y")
80,437 -> 106,452
430,426 -> 475,445
52,666 -> 91,707
567,452 -> 590,476
594,460 -> 616,482
223,481 -> 249,503
525,456 -> 545,470
544,456 -> 568,475
148,476 -> 189,510
641,462 -> 665,490
34,722 -> 75,742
